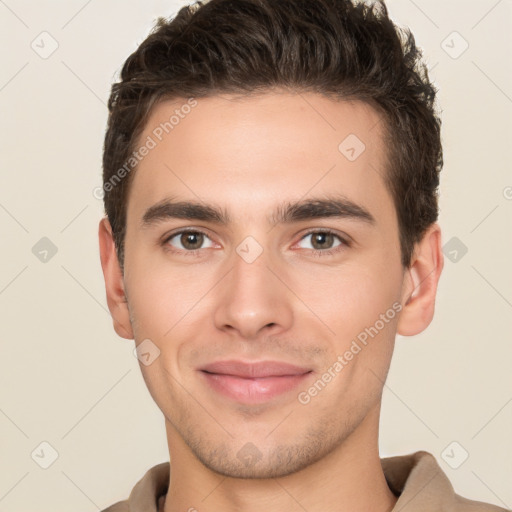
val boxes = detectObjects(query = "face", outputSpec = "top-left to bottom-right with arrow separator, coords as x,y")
105,92 -> 419,478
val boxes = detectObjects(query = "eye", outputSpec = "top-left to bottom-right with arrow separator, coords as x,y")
295,230 -> 349,255
161,228 -> 349,257
163,229 -> 215,253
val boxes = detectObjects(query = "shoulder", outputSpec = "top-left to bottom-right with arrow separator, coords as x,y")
100,500 -> 129,512
99,462 -> 170,512
452,494 -> 510,512
383,450 -> 509,512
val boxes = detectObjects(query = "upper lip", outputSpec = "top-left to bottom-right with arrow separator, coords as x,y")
200,360 -> 312,378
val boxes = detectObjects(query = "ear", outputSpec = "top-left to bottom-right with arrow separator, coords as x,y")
98,217 -> 134,340
397,223 -> 444,336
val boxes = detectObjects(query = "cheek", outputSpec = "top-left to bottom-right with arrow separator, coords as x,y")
125,255 -> 210,338
291,261 -> 401,339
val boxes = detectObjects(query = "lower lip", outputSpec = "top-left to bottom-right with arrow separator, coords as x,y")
200,371 -> 312,404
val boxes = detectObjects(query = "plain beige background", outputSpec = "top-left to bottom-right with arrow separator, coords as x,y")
0,0 -> 511,510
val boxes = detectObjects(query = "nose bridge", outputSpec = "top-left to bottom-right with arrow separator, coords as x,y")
231,241 -> 274,294
213,239 -> 293,338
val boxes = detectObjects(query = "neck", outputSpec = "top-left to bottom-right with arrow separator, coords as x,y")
162,404 -> 398,512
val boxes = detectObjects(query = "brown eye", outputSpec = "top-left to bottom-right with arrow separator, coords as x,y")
180,232 -> 204,250
298,231 -> 344,251
164,230 -> 215,253
310,232 -> 336,250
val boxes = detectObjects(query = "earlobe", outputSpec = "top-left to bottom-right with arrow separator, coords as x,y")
98,217 -> 134,340
397,223 -> 444,336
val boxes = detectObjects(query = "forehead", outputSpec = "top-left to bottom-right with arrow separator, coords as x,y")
126,91 -> 394,228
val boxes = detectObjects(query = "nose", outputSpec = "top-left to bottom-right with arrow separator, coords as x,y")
213,246 -> 294,340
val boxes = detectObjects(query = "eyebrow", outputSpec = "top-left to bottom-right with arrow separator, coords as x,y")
141,195 -> 376,229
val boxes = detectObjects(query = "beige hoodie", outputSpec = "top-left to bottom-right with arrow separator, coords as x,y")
102,451 -> 510,512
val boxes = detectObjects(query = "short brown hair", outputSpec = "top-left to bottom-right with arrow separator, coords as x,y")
102,0 -> 442,271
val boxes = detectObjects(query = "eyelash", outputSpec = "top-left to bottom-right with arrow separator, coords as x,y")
161,228 -> 350,258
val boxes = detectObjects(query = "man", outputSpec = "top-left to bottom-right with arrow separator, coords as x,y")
98,0 -> 508,510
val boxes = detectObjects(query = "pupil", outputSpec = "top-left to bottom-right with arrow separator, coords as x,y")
183,232 -> 202,249
313,233 -> 331,249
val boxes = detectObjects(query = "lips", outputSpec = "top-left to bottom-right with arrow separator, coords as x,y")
198,360 -> 313,404
200,360 -> 311,378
